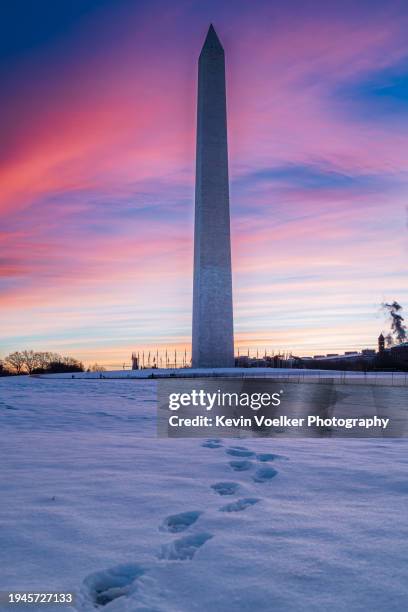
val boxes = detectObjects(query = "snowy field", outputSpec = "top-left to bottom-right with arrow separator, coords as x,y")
1,376 -> 407,611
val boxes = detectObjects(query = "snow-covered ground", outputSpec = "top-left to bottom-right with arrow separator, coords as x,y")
1,376 -> 407,611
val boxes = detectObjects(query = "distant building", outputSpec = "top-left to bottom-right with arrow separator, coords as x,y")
389,342 -> 408,368
294,332 -> 407,372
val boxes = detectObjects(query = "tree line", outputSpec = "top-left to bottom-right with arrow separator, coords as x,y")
0,350 -> 84,376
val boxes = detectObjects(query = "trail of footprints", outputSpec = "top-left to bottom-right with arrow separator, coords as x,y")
209,440 -> 281,499
80,439 -> 284,609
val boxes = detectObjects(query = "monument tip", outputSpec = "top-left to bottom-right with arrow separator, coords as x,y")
201,23 -> 223,52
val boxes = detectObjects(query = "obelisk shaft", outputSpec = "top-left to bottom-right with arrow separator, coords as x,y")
192,25 -> 234,368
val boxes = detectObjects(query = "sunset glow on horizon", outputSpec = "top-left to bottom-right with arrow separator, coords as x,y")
1,0 -> 407,366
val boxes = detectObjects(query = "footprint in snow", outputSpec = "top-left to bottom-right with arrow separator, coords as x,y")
202,438 -> 223,449
219,498 -> 260,512
229,459 -> 253,472
160,511 -> 202,533
82,563 -> 144,607
256,453 -> 289,462
211,482 -> 240,496
159,532 -> 213,560
256,453 -> 279,462
226,446 -> 255,458
253,466 -> 278,483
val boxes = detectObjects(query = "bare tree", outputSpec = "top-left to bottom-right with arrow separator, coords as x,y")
5,350 -> 84,374
382,301 -> 407,344
5,352 -> 26,374
35,352 -> 52,370
21,350 -> 42,374
90,363 -> 106,372
47,355 -> 83,373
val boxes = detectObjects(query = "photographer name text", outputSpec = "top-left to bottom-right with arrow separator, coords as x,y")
167,415 -> 390,430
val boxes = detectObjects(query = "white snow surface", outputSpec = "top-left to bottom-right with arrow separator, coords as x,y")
0,376 -> 407,611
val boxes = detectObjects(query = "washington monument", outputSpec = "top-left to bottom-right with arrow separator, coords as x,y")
192,25 -> 234,368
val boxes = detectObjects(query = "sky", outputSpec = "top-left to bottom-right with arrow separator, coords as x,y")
1,0 -> 407,366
